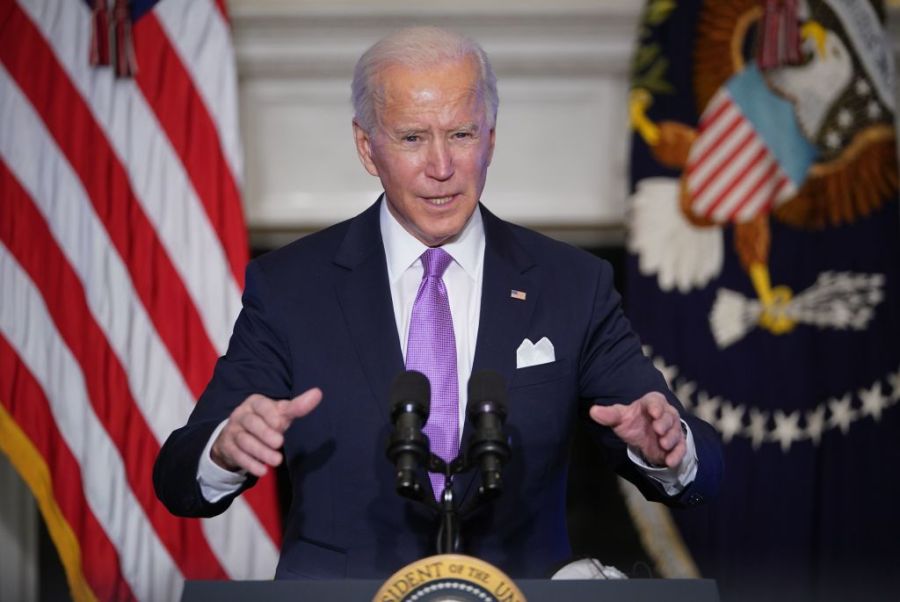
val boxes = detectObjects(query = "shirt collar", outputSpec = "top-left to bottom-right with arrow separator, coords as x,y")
379,195 -> 484,283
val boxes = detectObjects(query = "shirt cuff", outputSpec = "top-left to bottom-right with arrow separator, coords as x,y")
626,419 -> 699,496
197,420 -> 248,503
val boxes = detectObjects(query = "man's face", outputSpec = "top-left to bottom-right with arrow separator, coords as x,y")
353,57 -> 496,247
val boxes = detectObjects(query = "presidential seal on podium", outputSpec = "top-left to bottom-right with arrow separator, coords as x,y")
373,554 -> 526,602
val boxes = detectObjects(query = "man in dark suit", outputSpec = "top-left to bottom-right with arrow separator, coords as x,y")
154,26 -> 723,579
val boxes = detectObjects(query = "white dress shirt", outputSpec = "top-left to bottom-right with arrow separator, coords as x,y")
380,198 -> 484,433
197,199 -> 697,501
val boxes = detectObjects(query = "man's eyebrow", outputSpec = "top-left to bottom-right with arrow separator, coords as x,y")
392,126 -> 428,137
390,123 -> 481,137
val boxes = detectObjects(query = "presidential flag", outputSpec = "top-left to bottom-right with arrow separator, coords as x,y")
0,1 -> 280,600
625,0 -> 900,600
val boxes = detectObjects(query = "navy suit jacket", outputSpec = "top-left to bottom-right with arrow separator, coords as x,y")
153,199 -> 723,579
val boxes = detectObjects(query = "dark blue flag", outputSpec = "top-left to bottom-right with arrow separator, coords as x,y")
626,1 -> 900,600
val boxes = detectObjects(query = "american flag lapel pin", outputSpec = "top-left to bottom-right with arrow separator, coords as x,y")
510,289 -> 527,301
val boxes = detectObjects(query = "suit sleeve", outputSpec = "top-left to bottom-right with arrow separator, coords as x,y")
153,260 -> 294,517
577,260 -> 723,508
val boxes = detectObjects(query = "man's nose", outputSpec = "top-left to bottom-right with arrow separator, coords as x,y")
425,139 -> 454,180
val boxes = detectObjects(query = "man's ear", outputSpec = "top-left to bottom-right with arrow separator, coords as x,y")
352,120 -> 379,177
486,126 -> 496,166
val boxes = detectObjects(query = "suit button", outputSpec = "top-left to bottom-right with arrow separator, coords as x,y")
688,494 -> 703,506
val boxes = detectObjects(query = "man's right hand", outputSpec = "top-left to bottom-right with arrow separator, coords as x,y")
210,387 -> 323,477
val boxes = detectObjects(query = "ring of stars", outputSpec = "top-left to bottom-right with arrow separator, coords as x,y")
647,350 -> 900,453
407,580 -> 494,601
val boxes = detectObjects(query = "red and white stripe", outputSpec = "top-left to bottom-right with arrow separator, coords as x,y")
0,0 -> 280,599
684,89 -> 796,224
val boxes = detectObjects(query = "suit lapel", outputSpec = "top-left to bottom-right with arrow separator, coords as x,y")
333,198 -> 405,422
455,205 -> 538,506
334,201 -> 541,509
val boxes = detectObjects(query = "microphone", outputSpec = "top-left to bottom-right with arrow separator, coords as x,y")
386,371 -> 431,499
466,370 -> 510,498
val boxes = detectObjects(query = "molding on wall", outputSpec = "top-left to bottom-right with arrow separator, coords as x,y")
231,1 -> 641,79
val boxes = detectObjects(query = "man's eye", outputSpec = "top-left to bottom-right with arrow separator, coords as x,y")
453,131 -> 472,139
403,135 -> 420,143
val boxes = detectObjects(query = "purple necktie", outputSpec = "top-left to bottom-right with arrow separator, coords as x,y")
406,247 -> 459,498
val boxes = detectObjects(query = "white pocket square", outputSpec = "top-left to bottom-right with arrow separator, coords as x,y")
516,337 -> 555,369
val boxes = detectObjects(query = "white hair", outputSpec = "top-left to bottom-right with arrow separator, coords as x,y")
351,26 -> 499,134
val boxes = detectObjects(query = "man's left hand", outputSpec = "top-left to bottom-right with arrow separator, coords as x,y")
589,392 -> 686,469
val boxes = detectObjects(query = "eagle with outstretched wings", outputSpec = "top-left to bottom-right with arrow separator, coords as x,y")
628,0 -> 895,345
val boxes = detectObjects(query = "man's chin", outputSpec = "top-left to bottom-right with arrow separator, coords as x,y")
415,221 -> 466,247
420,231 -> 458,247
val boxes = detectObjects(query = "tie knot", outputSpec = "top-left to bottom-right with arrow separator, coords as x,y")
421,247 -> 453,278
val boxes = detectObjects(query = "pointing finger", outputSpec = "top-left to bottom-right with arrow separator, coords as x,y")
641,391 -> 667,419
247,394 -> 287,430
653,409 -> 677,436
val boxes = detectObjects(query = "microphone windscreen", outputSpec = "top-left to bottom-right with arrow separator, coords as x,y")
390,370 -> 430,415
467,370 -> 507,412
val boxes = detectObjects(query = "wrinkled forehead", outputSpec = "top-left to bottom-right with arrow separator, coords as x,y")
371,56 -> 484,121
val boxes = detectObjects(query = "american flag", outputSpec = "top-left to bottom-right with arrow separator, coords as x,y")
684,64 -> 815,224
0,1 -> 280,600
